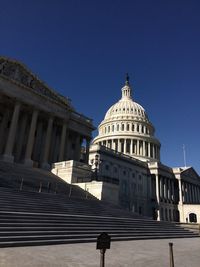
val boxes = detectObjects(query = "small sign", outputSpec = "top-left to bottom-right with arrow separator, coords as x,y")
96,232 -> 111,250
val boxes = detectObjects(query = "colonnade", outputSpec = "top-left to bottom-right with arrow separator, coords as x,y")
99,138 -> 160,160
159,176 -> 176,203
153,174 -> 177,221
180,180 -> 200,204
0,100 -> 91,168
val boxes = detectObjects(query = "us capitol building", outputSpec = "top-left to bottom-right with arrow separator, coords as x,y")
0,56 -> 200,223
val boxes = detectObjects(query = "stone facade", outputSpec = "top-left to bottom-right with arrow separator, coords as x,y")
0,57 -> 95,168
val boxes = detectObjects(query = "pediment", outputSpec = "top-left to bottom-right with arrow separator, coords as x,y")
0,56 -> 71,108
181,167 -> 200,181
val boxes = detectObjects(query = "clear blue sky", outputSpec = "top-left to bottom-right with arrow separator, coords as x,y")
1,0 -> 200,173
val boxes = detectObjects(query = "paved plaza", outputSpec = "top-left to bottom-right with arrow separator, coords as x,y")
0,237 -> 199,267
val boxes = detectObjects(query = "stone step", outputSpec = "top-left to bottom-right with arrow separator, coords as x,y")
0,229 -> 193,236
0,234 -> 198,248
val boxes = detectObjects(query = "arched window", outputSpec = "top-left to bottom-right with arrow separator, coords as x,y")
122,124 -> 124,131
117,124 -> 119,131
112,125 -> 114,132
108,126 -> 110,132
127,124 -> 129,131
132,124 -> 134,131
189,213 -> 197,223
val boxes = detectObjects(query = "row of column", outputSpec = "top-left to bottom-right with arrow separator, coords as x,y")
154,174 -> 176,221
99,138 -> 160,160
181,181 -> 200,204
159,176 -> 175,203
0,101 -> 91,168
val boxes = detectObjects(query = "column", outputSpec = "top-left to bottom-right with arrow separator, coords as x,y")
2,102 -> 21,162
191,185 -> 194,203
185,183 -> 189,203
24,109 -> 39,166
164,178 -> 168,201
58,122 -> 67,162
137,140 -> 139,155
111,139 -> 115,150
118,139 -> 121,153
197,187 -> 200,202
15,114 -> 28,162
159,176 -> 163,200
155,174 -> 160,220
172,180 -> 175,201
130,139 -> 133,154
143,141 -> 145,156
0,109 -> 10,154
178,179 -> 183,204
124,139 -> 127,153
152,144 -> 155,159
168,179 -> 171,202
41,116 -> 54,169
195,186 -> 198,203
148,142 -> 150,157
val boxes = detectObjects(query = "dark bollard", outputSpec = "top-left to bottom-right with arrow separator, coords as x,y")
169,242 -> 174,267
39,182 -> 42,193
19,178 -> 24,191
100,248 -> 106,267
97,233 -> 111,267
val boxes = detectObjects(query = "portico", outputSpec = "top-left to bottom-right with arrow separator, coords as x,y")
0,57 -> 94,168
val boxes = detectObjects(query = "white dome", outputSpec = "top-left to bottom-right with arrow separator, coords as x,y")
104,97 -> 149,121
93,76 -> 161,162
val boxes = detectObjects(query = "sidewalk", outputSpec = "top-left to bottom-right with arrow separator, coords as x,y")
0,237 -> 199,267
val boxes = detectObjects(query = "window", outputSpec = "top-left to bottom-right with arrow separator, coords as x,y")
122,124 -> 124,131
127,124 -> 129,131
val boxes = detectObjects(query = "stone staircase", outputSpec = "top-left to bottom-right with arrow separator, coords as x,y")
0,160 -> 95,199
0,187 -> 199,248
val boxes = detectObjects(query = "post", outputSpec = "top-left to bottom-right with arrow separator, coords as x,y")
100,248 -> 106,267
96,232 -> 111,267
39,182 -> 42,193
169,242 -> 174,267
19,178 -> 24,191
